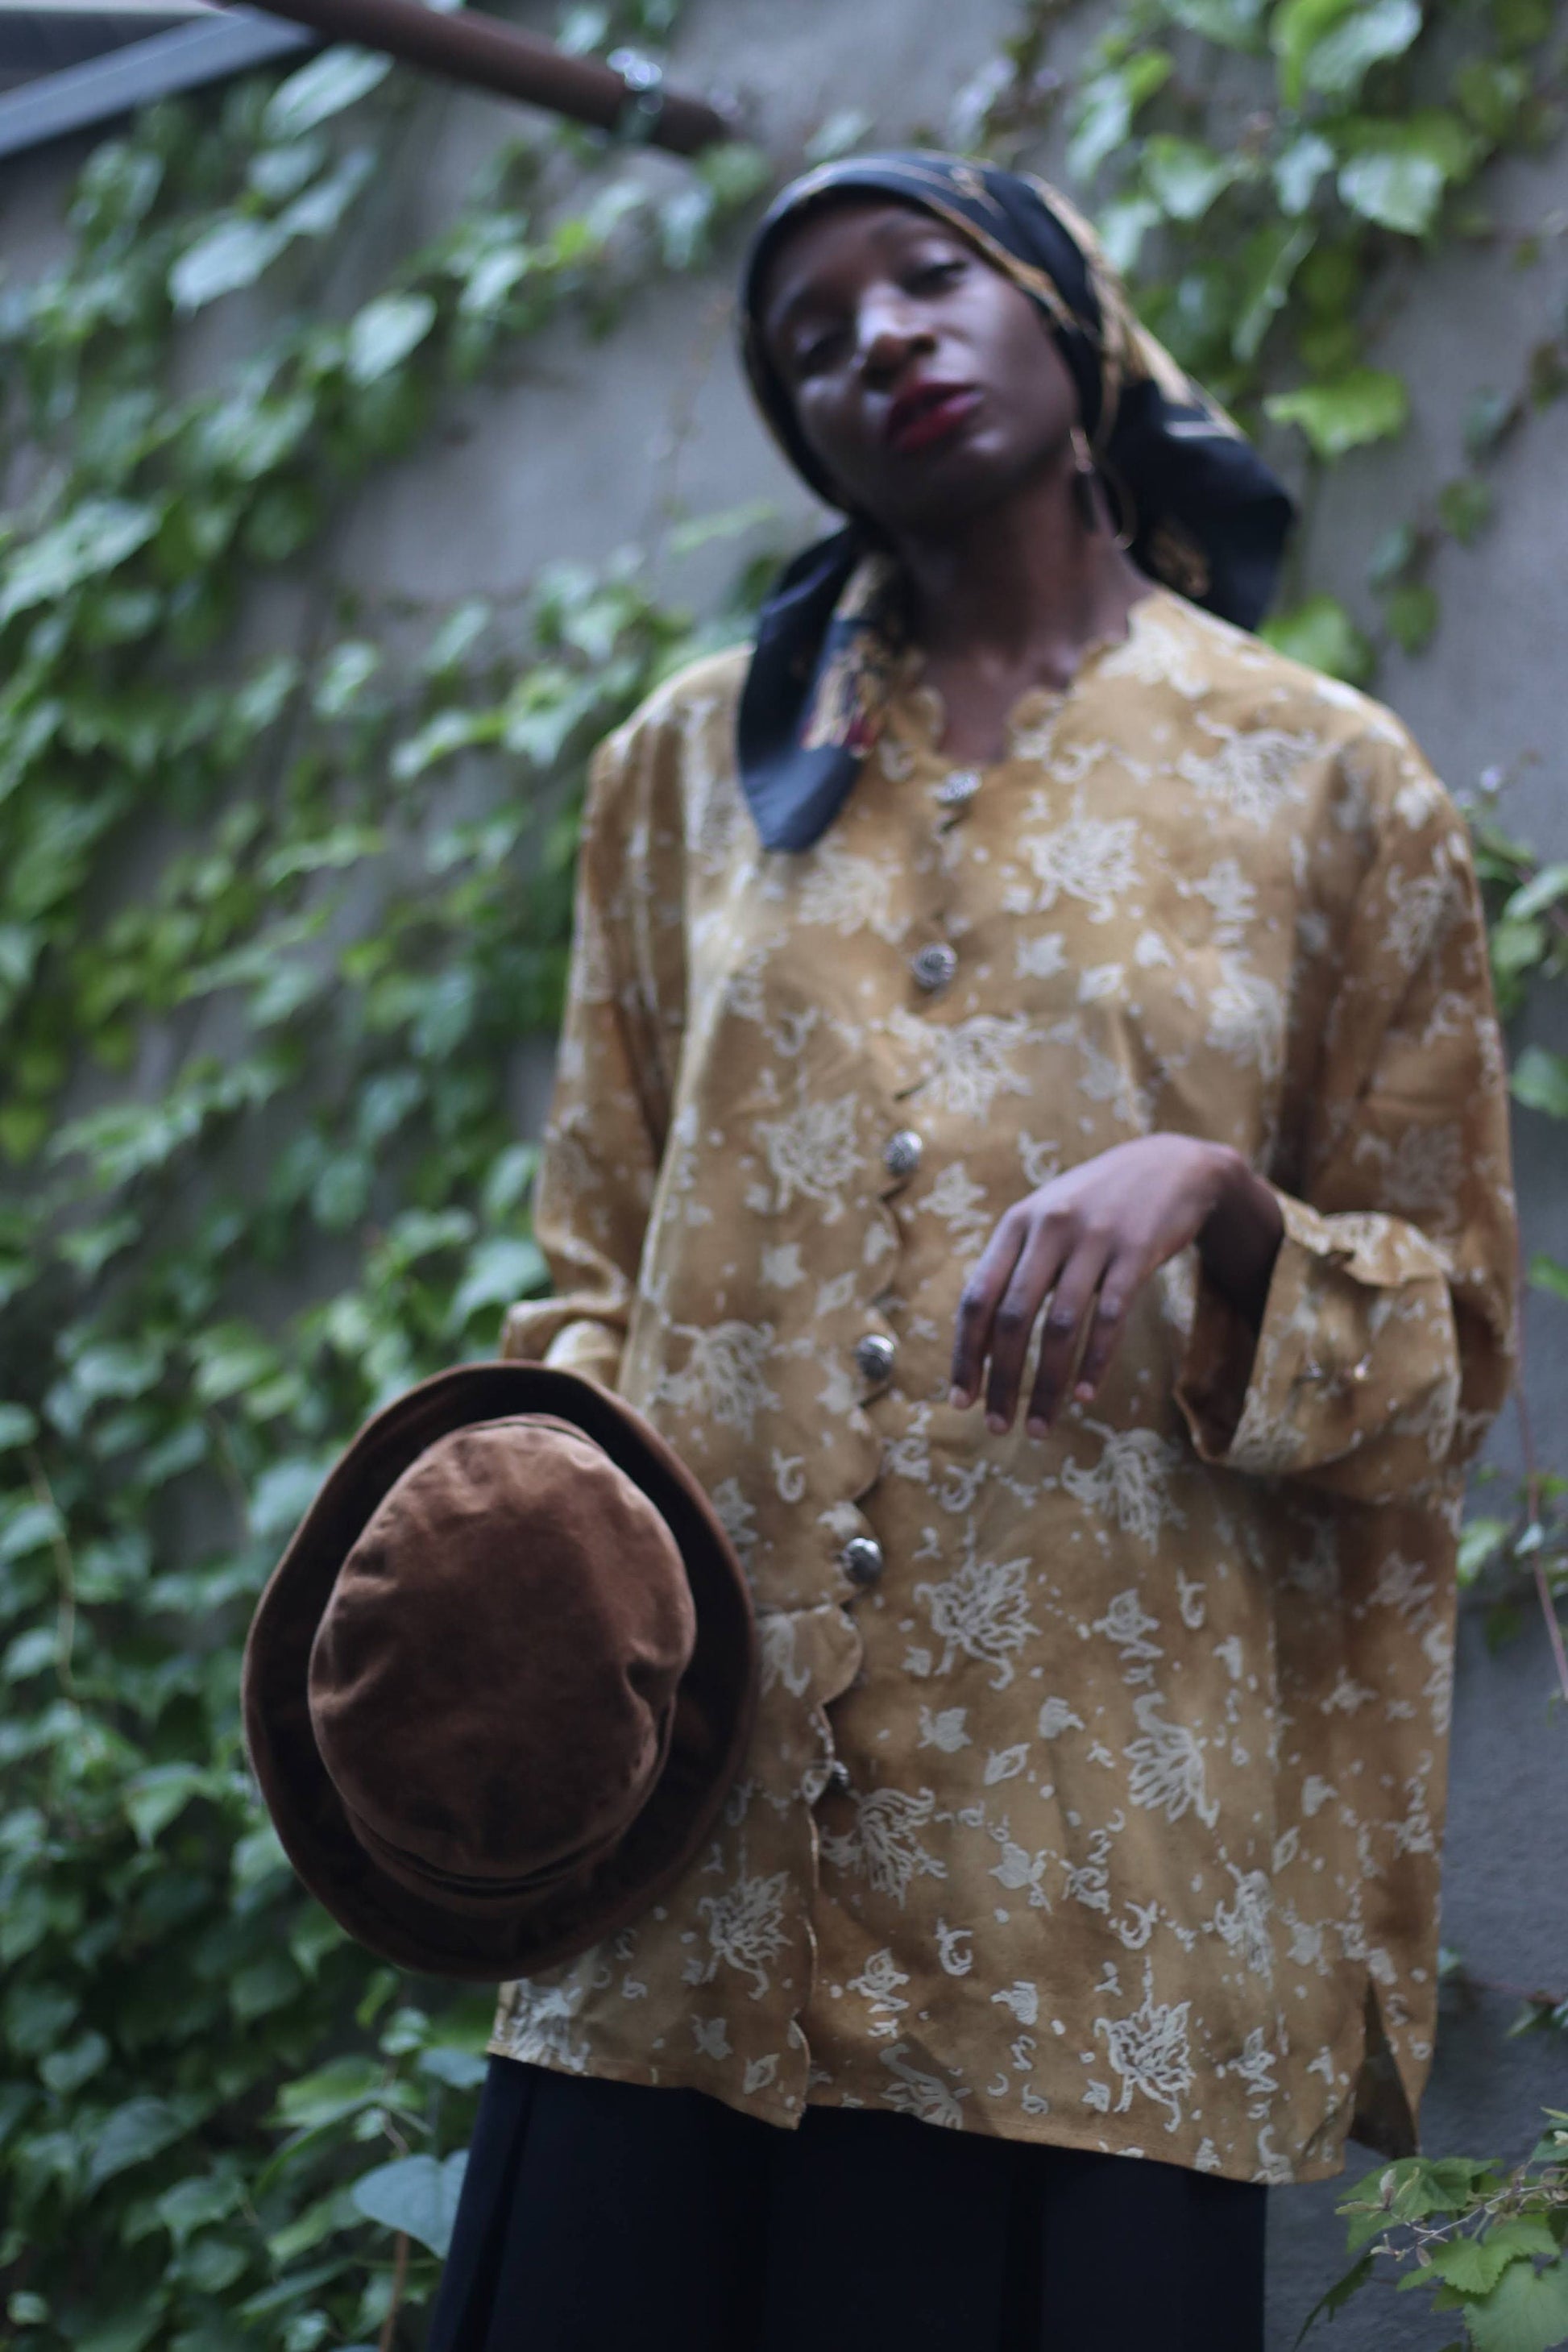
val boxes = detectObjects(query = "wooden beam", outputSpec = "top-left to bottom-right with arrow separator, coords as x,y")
214,0 -> 736,153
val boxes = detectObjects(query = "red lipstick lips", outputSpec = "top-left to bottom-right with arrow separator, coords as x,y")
885,379 -> 982,454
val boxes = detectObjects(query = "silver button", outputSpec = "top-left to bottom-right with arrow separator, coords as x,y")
824,1759 -> 853,1797
937,769 -> 981,811
911,942 -> 957,993
841,1536 -> 884,1586
854,1332 -> 895,1383
884,1128 -> 923,1179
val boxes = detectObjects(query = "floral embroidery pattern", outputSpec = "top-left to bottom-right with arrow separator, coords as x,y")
493,589 -> 1516,2186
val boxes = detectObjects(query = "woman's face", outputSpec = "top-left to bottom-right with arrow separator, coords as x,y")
757,197 -> 1081,536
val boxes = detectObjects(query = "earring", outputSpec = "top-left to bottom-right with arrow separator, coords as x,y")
1069,425 -> 1101,535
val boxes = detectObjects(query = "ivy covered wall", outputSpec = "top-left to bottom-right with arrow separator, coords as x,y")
0,2 -> 1565,2347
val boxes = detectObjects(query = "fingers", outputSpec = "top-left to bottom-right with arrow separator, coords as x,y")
1029,1246 -> 1141,1429
948,1210 -> 1028,1411
981,1222 -> 1076,1433
948,1136 -> 1205,1438
1017,1232 -> 1112,1434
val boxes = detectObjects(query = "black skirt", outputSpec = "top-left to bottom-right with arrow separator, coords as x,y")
428,2058 -> 1267,2352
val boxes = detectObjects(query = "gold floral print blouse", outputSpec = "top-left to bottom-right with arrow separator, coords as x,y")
489,586 -> 1517,2187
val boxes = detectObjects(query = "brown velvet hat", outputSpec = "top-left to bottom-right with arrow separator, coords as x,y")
242,1363 -> 757,1981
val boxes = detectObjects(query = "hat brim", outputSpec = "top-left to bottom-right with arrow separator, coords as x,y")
242,1364 -> 758,1982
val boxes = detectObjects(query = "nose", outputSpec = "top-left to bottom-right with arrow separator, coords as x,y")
857,290 -> 935,388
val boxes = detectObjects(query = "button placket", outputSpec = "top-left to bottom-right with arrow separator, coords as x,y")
841,1535 -> 884,1587
935,769 -> 981,825
884,1127 -> 923,1180
911,941 -> 958,993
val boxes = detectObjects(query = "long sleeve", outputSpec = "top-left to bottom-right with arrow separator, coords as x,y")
1177,739 -> 1518,1504
500,718 -> 688,1391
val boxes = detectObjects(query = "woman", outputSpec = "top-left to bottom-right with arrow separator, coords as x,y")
429,155 -> 1517,2352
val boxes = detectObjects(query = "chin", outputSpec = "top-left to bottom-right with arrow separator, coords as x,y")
878,446 -> 1029,535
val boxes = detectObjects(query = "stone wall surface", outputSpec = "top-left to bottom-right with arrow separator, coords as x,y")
3,2 -> 1566,2343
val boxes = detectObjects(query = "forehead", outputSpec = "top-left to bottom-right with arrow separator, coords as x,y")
757,196 -> 970,326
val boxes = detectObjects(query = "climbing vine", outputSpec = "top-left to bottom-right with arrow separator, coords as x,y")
0,12 -> 770,2347
945,1 -> 1568,2342
0,0 -> 1565,2346
978,0 -> 1568,1636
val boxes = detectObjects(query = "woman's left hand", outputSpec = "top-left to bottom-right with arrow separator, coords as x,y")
948,1135 -> 1284,1437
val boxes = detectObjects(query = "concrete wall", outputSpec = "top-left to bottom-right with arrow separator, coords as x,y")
4,2 -> 1566,2341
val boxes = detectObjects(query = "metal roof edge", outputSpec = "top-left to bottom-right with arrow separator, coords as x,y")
0,9 -> 312,160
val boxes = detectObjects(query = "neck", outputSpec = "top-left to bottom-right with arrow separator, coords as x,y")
892,440 -> 1145,686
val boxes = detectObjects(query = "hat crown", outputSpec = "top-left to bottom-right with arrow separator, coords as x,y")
307,1416 -> 697,1898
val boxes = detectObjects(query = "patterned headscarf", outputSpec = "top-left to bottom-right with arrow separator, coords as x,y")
736,152 -> 1296,852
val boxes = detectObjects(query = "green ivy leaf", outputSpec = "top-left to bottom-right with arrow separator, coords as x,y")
1491,919 -> 1545,1005
1437,476 -> 1494,544
1337,112 -> 1484,234
1453,56 -> 1529,138
0,1402 -> 39,1452
1259,593 -> 1375,684
1068,51 -> 1174,182
1457,1516 -> 1510,1581
313,641 -> 382,717
1338,149 -> 1446,234
349,2151 -> 468,2259
88,2097 -> 190,2191
1232,219 -> 1314,362
1143,135 -> 1238,222
1265,367 -> 1409,457
1292,2250 -> 1375,2342
0,500 -> 162,628
698,141 -> 774,209
170,217 -> 288,312
1491,0 -> 1551,56
40,2031 -> 111,2097
1272,131 -> 1334,215
450,1234 -> 549,1329
4,1624 -> 60,1681
803,108 -> 874,164
250,1456 -> 330,1541
1465,385 -> 1519,458
1160,0 -> 1268,47
1429,2235 -> 1534,2299
1383,581 -> 1439,653
272,2055 -> 388,2131
276,147 -> 375,243
1484,2221 -> 1568,2268
123,1764 -> 217,1847
1504,863 -> 1568,923
1529,1258 -> 1568,1309
556,2 -> 609,54
1511,1046 -> 1568,1119
416,2046 -> 490,2089
77,2309 -> 164,2352
0,1496 -> 64,1562
346,292 -> 438,388
263,46 -> 392,142
1464,2256 -> 1568,2352
1271,0 -> 1420,108
1093,196 -> 1161,276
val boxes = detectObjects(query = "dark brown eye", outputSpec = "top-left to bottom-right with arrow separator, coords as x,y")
907,255 -> 966,292
794,322 -> 848,376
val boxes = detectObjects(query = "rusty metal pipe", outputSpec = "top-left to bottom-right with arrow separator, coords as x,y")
218,0 -> 735,154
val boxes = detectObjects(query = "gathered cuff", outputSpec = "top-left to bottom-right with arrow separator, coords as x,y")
500,1300 -> 624,1392
1176,1188 -> 1459,1503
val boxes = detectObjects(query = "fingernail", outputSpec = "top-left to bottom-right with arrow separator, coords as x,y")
1074,1380 -> 1095,1403
986,1412 -> 1007,1435
1026,1417 -> 1048,1439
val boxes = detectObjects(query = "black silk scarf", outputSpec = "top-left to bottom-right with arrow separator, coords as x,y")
736,152 -> 1296,853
